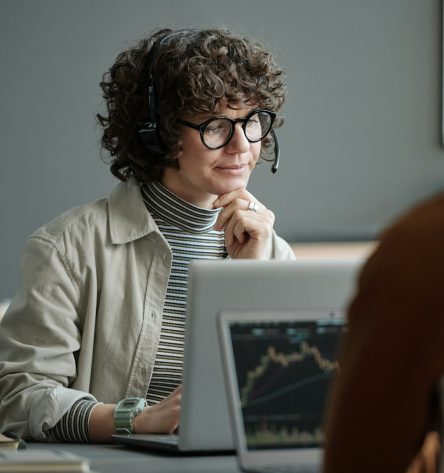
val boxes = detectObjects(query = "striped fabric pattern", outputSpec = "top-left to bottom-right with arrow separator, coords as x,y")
47,399 -> 95,442
142,182 -> 227,404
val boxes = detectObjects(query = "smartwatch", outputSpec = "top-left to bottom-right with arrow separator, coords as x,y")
114,397 -> 147,434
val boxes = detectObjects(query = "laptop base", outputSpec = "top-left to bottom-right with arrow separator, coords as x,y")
112,434 -> 234,455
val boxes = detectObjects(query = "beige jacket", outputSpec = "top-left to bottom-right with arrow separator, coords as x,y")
0,179 -> 295,440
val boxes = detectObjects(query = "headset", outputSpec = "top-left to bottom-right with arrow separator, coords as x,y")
269,128 -> 280,174
138,31 -> 184,155
138,30 -> 280,174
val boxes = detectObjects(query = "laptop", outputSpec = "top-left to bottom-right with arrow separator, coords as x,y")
218,309 -> 346,472
113,259 -> 362,453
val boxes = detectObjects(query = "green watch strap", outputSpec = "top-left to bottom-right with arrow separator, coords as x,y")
114,397 -> 146,434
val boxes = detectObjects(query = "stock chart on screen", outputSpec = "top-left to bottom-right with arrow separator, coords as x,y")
229,318 -> 346,450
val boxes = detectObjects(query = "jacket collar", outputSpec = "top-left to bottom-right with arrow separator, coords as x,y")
108,179 -> 159,244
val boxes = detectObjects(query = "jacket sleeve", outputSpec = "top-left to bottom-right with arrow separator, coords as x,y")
0,235 -> 96,440
270,230 -> 296,260
323,217 -> 444,473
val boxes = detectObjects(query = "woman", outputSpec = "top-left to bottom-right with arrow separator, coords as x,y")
0,27 -> 294,443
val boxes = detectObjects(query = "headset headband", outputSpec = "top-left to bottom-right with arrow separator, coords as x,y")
146,29 -> 197,125
139,30 -> 197,154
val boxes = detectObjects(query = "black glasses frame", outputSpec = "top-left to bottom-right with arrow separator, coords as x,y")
177,109 -> 276,150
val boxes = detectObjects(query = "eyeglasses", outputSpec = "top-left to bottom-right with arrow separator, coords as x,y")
177,109 -> 276,150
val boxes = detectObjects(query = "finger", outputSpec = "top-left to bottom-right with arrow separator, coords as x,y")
225,211 -> 265,253
213,188 -> 252,208
224,209 -> 244,249
233,219 -> 248,245
214,189 -> 264,214
216,197 -> 266,231
168,405 -> 181,433
215,198 -> 249,230
223,217 -> 234,249
232,214 -> 266,243
169,420 -> 180,434
216,193 -> 262,212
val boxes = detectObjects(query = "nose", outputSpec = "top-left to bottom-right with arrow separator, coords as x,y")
225,123 -> 250,154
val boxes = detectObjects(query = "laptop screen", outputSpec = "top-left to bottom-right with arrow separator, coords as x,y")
228,316 -> 346,451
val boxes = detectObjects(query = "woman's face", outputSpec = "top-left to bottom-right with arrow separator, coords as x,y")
161,103 -> 261,209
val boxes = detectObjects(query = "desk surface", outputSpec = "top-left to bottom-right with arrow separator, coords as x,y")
27,442 -> 241,473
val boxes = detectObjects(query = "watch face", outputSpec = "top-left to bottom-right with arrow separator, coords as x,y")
115,398 -> 146,434
122,399 -> 139,408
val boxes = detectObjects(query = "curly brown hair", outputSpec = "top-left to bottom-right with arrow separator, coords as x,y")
97,27 -> 287,183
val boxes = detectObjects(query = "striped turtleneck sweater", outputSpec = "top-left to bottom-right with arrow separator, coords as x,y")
141,181 -> 228,404
48,181 -> 227,442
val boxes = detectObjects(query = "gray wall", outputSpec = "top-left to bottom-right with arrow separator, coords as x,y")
1,0 -> 443,300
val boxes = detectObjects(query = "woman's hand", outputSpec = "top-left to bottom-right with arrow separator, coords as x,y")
89,386 -> 182,442
213,188 -> 275,259
132,386 -> 182,434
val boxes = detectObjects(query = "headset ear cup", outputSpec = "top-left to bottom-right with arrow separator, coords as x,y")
138,57 -> 166,154
139,122 -> 162,153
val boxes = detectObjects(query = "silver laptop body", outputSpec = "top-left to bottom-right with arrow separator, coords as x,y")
114,259 -> 362,453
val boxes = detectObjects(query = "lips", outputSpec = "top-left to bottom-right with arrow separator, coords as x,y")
215,164 -> 247,170
214,165 -> 249,177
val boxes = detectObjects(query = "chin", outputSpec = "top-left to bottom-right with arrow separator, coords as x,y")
214,178 -> 250,196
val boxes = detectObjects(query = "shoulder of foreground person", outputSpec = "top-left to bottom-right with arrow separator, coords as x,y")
380,191 -> 444,248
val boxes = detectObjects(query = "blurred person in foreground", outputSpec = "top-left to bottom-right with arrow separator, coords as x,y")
324,193 -> 444,473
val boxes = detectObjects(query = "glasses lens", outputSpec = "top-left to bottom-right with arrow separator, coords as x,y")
202,118 -> 232,149
245,111 -> 273,142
